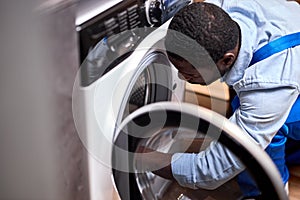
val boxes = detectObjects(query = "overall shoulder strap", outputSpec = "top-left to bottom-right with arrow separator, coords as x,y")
232,32 -> 300,112
250,32 -> 300,66
248,32 -> 300,124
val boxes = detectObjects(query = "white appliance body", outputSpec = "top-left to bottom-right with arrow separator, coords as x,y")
73,19 -> 185,200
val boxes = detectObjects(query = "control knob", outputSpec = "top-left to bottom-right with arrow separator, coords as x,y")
145,0 -> 162,26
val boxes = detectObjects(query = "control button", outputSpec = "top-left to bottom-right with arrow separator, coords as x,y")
127,4 -> 138,14
104,18 -> 119,37
119,22 -> 129,32
104,18 -> 117,27
117,11 -> 128,21
148,0 -> 162,26
129,21 -> 140,29
128,14 -> 139,22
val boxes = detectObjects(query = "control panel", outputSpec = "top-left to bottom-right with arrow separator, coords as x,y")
76,0 -> 191,86
77,0 -> 191,62
77,0 -> 146,62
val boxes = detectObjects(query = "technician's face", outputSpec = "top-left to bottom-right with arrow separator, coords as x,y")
168,57 -> 220,85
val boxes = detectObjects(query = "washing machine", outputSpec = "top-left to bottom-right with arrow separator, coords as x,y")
72,0 -> 288,199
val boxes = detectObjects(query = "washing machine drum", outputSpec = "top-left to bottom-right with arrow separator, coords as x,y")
112,103 -> 288,200
126,53 -> 171,114
116,51 -> 174,123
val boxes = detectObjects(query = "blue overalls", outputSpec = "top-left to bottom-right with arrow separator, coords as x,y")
231,32 -> 300,198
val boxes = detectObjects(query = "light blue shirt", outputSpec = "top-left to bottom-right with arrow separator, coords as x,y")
171,0 -> 300,190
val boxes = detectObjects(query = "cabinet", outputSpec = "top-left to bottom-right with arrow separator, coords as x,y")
185,80 -> 231,117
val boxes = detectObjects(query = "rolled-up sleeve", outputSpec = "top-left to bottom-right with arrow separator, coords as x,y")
171,141 -> 244,190
230,87 -> 299,149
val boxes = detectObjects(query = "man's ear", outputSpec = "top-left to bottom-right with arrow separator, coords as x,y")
217,52 -> 236,72
223,52 -> 236,67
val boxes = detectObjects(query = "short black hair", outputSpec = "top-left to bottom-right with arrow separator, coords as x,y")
165,2 -> 240,64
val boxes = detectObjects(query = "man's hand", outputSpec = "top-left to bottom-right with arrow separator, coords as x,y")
134,137 -> 212,180
135,146 -> 174,180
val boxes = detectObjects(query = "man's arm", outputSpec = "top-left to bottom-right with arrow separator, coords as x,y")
134,137 -> 244,191
135,138 -> 212,180
230,87 -> 298,149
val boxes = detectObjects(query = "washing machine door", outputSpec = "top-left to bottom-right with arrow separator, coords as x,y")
112,102 -> 288,200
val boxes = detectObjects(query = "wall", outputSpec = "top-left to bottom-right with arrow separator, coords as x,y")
0,1 -> 89,199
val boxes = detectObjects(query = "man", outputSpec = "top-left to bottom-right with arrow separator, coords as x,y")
137,1 -> 300,198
